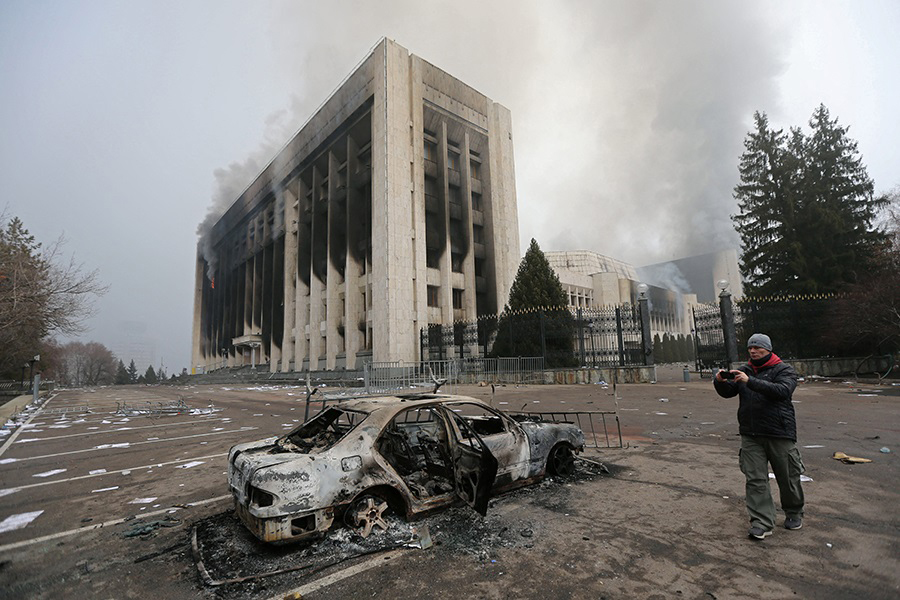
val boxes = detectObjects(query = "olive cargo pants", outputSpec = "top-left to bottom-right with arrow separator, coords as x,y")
739,435 -> 805,531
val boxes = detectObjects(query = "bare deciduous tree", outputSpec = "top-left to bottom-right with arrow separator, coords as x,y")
0,211 -> 108,378
50,341 -> 118,387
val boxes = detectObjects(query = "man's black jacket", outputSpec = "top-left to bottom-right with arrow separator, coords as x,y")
713,358 -> 799,441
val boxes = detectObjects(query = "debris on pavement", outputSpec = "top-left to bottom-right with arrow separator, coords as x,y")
832,451 -> 872,464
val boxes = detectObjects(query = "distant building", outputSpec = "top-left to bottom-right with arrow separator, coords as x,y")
192,39 -> 520,373
545,248 -> 742,339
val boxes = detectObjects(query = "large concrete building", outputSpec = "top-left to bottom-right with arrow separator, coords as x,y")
192,39 -> 520,373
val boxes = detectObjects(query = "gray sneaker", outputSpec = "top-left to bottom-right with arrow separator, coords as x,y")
784,517 -> 802,530
748,526 -> 772,540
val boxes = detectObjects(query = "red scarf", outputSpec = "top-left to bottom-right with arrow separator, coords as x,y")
748,352 -> 782,374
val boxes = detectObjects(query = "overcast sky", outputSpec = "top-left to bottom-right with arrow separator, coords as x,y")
2,0 -> 898,374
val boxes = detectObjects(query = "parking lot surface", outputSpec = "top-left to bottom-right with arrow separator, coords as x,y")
0,373 -> 897,599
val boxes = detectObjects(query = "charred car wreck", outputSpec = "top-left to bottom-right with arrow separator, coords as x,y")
228,394 -> 585,543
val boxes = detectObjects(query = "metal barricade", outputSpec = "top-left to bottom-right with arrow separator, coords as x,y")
508,410 -> 623,449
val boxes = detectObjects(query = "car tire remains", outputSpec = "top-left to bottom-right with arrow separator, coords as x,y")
548,444 -> 576,477
344,493 -> 391,538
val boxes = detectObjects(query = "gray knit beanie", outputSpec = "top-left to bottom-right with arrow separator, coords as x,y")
747,333 -> 772,351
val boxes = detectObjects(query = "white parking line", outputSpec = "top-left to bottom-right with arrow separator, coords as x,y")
1,453 -> 229,493
0,494 -> 232,553
0,395 -> 54,459
267,549 -> 407,600
9,418 -> 230,442
9,428 -> 257,462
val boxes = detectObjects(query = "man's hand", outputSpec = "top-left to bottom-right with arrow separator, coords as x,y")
716,370 -> 730,382
733,371 -> 749,383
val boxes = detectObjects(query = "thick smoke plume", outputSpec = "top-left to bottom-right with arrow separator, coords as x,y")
199,1 -> 790,271
196,108 -> 303,278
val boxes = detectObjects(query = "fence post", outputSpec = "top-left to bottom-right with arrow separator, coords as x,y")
539,311 -> 547,364
719,287 -> 739,366
638,293 -> 654,366
577,308 -> 585,366
615,307 -> 626,366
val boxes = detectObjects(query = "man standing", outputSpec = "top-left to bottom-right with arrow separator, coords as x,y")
714,333 -> 805,540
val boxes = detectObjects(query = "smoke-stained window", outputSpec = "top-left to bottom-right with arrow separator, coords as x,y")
452,288 -> 464,310
424,140 -> 437,163
427,285 -> 440,307
447,150 -> 460,172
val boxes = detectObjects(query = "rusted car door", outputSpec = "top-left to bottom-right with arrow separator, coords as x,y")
445,411 -> 498,516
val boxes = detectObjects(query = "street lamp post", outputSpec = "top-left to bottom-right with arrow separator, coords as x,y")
29,354 -> 40,402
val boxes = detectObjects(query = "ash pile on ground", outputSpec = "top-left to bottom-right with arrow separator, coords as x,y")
193,459 -> 615,599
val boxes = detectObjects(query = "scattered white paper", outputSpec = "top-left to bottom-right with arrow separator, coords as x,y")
128,497 -> 157,504
0,510 -> 44,533
33,469 -> 67,478
768,472 -> 814,482
89,469 -> 107,475
654,412 -> 668,416
0,458 -> 18,464
95,443 -> 130,449
803,445 -> 824,449
0,488 -> 19,498
176,461 -> 205,469
91,486 -> 119,493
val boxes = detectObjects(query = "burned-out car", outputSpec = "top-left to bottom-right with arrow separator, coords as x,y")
228,393 -> 585,543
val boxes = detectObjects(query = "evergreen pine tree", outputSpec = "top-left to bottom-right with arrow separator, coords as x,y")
490,239 -> 576,367
126,359 -> 138,384
114,360 -> 129,385
144,365 -> 157,384
734,106 -> 886,295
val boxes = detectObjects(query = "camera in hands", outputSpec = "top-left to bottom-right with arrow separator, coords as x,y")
721,370 -> 736,380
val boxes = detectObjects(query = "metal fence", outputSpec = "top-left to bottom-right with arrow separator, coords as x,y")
736,296 -> 835,359
693,302 -> 729,374
693,293 -> 886,372
420,304 -> 648,369
459,356 -> 545,384
362,360 -> 460,395
572,305 -> 645,367
508,410 -> 623,448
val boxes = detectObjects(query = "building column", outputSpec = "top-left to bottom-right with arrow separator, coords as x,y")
326,151 -> 342,370
281,186 -> 298,372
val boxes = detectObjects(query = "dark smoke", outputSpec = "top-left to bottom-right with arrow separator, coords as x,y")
199,1 -> 789,269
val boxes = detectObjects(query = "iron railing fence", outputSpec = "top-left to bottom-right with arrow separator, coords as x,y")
693,301 -> 730,375
572,305 -> 645,367
736,295 -> 838,360
459,356 -> 545,384
693,294 -> 888,372
420,304 -> 648,369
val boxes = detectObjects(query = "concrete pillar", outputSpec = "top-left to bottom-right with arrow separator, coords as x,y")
326,151 -> 342,370
281,186 -> 298,372
308,167 -> 324,370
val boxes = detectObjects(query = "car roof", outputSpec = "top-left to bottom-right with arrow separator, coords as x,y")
336,393 -> 486,414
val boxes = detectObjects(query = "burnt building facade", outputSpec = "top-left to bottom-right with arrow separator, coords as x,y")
192,39 -> 520,373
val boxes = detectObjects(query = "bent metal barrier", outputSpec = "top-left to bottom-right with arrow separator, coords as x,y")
507,410 -> 623,449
